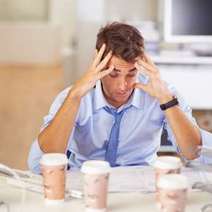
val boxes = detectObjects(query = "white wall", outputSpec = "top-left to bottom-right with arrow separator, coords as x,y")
0,23 -> 62,65
0,0 -> 77,65
49,0 -> 76,48
106,0 -> 157,22
0,0 -> 48,21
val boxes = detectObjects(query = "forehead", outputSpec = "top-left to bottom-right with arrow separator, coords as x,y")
108,56 -> 135,72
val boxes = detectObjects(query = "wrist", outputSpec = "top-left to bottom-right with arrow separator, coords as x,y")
160,96 -> 179,111
68,87 -> 83,102
157,92 -> 173,104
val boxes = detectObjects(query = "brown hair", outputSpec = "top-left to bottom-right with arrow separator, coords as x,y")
96,22 -> 144,63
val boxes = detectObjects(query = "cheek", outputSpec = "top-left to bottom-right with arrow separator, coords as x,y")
102,75 -> 118,86
101,77 -> 116,92
101,76 -> 110,86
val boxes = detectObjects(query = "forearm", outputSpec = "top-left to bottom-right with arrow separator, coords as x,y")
136,54 -> 202,159
164,105 -> 201,160
37,44 -> 112,154
38,89 -> 81,153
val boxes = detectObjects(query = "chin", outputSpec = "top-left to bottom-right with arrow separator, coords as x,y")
114,95 -> 130,104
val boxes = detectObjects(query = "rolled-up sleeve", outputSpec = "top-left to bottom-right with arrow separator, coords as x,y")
28,87 -> 72,174
27,139 -> 44,174
198,129 -> 212,164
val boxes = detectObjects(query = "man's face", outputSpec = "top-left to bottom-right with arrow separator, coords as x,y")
101,55 -> 138,107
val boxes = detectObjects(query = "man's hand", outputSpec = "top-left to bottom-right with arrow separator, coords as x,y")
134,53 -> 173,104
70,44 -> 114,100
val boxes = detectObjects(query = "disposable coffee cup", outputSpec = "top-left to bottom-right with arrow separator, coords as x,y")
156,174 -> 189,212
81,160 -> 111,212
40,153 -> 68,204
153,156 -> 182,188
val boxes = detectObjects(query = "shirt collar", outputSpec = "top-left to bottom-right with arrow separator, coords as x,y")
93,79 -> 144,112
130,87 -> 144,109
93,80 -> 110,111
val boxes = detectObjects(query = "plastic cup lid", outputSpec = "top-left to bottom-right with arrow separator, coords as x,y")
85,208 -> 107,212
153,156 -> 182,169
158,174 -> 189,190
81,160 -> 111,174
40,153 -> 68,166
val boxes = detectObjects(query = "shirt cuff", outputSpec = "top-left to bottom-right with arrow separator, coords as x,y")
196,129 -> 212,164
27,139 -> 44,174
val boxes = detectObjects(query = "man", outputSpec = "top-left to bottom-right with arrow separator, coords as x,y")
28,22 -> 209,174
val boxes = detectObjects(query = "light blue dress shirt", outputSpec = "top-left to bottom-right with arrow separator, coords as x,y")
28,77 -> 212,174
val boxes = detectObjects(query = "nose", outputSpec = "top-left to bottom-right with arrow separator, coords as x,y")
117,78 -> 128,91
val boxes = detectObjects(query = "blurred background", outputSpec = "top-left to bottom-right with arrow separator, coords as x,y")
0,0 -> 212,170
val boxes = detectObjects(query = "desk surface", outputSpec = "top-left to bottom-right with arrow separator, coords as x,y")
0,183 -> 211,212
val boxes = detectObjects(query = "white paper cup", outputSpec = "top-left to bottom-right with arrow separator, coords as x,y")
40,153 -> 68,203
81,160 -> 111,212
154,156 -> 182,188
156,174 -> 189,212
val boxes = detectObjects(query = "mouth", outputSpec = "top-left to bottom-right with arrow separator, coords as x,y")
115,92 -> 130,97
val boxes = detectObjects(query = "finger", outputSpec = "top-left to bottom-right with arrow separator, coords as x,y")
143,53 -> 159,72
96,51 -> 112,72
97,65 -> 114,80
135,62 -> 144,72
143,53 -> 155,66
92,49 -> 98,60
95,49 -> 98,57
92,44 -> 106,67
137,60 -> 157,73
135,63 -> 154,78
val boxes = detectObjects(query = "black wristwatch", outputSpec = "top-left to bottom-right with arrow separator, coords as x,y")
160,97 -> 179,111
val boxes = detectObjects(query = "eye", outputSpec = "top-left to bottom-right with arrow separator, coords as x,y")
109,72 -> 119,78
127,72 -> 137,78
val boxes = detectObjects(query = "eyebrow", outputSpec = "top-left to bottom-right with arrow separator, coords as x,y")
113,68 -> 137,73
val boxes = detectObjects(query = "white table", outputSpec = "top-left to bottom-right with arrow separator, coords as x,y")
0,181 -> 211,212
